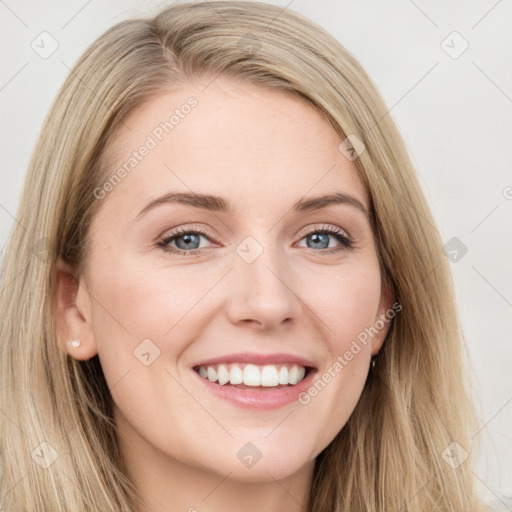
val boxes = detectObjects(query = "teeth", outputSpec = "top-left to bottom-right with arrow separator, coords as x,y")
207,366 -> 217,383
243,364 -> 261,386
196,363 -> 308,387
217,364 -> 230,385
230,365 -> 243,385
261,365 -> 279,387
289,365 -> 298,385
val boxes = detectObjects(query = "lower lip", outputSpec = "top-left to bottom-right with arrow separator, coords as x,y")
192,368 -> 317,410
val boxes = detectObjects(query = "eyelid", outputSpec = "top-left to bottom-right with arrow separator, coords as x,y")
157,222 -> 354,256
156,225 -> 218,257
297,222 -> 352,241
158,223 -> 352,244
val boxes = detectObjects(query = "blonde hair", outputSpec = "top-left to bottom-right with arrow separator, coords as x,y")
0,1 -> 486,510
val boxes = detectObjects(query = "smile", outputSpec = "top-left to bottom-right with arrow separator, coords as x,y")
192,362 -> 317,410
193,362 -> 309,387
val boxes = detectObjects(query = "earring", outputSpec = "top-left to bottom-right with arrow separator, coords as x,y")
67,339 -> 81,348
370,356 -> 376,369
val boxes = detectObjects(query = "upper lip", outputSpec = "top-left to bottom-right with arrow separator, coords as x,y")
192,352 -> 317,368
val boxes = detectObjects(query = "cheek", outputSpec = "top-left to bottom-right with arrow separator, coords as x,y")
88,254 -> 232,398
91,257 -> 212,342
88,258 -> 212,427
293,262 -> 381,436
307,261 -> 383,346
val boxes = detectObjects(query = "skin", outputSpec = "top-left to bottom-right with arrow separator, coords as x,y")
55,77 -> 392,511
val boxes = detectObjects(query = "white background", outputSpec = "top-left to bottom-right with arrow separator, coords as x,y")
1,0 -> 511,506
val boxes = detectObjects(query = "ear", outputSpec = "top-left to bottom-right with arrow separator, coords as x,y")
54,257 -> 98,360
370,281 -> 396,356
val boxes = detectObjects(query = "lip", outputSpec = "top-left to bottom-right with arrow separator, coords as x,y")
191,364 -> 318,410
192,351 -> 316,368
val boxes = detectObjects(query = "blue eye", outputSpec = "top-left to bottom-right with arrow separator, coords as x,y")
157,225 -> 353,256
158,227 -> 211,256
299,227 -> 353,254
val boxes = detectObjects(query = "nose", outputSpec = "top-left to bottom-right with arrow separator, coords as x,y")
225,239 -> 303,331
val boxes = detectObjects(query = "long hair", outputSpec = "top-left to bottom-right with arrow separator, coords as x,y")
0,1 -> 486,510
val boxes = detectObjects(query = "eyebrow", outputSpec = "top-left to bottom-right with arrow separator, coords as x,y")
134,191 -> 370,220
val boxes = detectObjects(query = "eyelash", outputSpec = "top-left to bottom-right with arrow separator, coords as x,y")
157,225 -> 354,257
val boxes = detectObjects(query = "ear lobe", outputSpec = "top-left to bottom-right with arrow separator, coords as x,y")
54,258 -> 97,360
370,282 -> 395,356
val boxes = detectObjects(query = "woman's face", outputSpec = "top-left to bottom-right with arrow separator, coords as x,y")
61,77 -> 392,483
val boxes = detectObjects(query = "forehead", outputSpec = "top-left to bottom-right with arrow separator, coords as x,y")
98,77 -> 369,216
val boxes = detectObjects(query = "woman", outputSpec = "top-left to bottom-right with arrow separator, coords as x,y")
0,1 -> 488,510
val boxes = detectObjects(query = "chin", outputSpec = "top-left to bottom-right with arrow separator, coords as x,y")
200,441 -> 315,483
